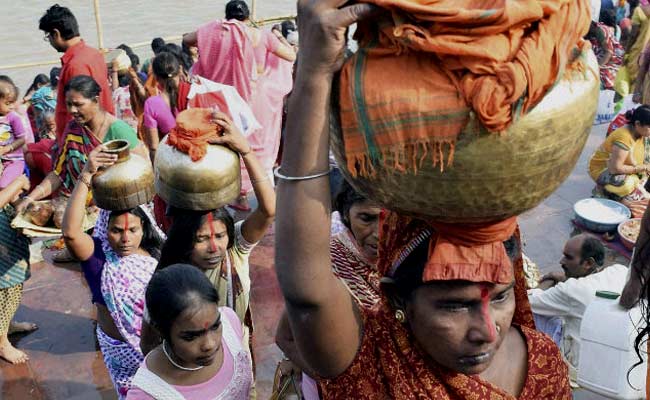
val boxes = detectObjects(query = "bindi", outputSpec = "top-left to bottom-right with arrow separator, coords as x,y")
480,285 -> 496,341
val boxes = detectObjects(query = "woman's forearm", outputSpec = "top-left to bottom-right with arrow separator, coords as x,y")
62,173 -> 91,239
275,73 -> 339,305
28,172 -> 60,201
242,152 -> 275,218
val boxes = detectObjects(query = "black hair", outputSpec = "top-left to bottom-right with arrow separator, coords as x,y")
579,236 -> 605,267
151,37 -> 166,55
625,105 -> 650,126
152,52 -> 180,109
39,4 -> 80,40
108,208 -> 164,260
161,43 -> 193,74
0,76 -> 18,100
26,74 -> 50,95
64,75 -> 101,100
334,179 -> 368,230
225,0 -> 250,21
49,67 -> 61,89
600,8 -> 617,28
157,208 -> 235,271
391,235 -> 520,300
146,263 -> 220,340
117,44 -> 135,57
281,20 -> 297,38
181,41 -> 196,68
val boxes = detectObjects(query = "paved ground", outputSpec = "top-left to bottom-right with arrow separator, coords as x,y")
0,122 -> 633,399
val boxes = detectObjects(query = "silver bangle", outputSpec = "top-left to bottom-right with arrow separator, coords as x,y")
273,166 -> 331,181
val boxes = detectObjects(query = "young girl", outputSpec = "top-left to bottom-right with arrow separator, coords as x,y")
0,175 -> 35,364
127,264 -> 253,399
0,76 -> 28,188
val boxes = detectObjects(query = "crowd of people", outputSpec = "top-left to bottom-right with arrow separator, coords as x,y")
1,0 -> 650,399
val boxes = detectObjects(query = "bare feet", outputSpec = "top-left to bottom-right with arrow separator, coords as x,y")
8,321 -> 38,335
0,337 -> 28,364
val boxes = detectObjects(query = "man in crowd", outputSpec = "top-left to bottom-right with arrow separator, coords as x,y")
39,4 -> 114,139
528,233 -> 628,382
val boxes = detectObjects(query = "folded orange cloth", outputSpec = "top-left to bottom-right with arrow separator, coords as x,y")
168,108 -> 224,161
340,0 -> 591,176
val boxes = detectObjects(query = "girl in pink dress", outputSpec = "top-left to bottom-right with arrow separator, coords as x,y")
127,264 -> 253,400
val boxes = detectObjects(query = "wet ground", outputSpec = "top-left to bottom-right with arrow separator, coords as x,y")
0,123 -> 632,398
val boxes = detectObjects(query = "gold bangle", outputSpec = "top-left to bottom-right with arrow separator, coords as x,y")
79,174 -> 92,188
251,177 -> 269,185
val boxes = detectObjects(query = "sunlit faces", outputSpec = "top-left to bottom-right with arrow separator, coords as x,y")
168,300 -> 223,368
65,90 -> 100,125
190,215 -> 229,270
106,213 -> 144,257
0,86 -> 16,116
347,201 -> 381,263
405,280 -> 516,375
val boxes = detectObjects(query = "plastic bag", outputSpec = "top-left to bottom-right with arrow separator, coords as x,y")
186,76 -> 261,137
595,89 -> 616,125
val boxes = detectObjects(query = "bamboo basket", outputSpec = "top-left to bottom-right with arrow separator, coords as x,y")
330,53 -> 600,223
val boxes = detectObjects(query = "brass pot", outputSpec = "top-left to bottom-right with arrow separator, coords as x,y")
154,136 -> 241,211
92,139 -> 155,210
330,52 -> 600,223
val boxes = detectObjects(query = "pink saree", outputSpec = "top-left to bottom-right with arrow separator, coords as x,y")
192,19 -> 257,102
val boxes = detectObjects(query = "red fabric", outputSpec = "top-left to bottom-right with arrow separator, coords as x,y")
25,139 -> 55,192
153,194 -> 173,233
167,108 -> 224,161
56,41 -> 115,140
321,307 -> 570,399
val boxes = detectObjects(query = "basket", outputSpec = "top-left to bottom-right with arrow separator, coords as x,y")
330,53 -> 600,223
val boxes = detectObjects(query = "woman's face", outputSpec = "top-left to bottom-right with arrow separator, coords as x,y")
405,279 -> 516,375
347,201 -> 381,262
634,121 -> 650,138
66,89 -> 100,125
107,213 -> 144,257
169,301 -> 223,368
190,217 -> 229,270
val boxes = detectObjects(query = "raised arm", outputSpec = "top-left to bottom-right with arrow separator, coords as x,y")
142,126 -> 160,164
210,112 -> 275,244
62,145 -> 117,261
274,0 -> 376,378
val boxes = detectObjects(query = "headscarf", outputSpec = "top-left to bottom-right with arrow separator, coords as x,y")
378,210 -> 534,328
93,204 -> 166,350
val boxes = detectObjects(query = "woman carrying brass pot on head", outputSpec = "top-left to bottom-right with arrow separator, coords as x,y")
140,111 -> 275,362
61,144 -> 165,398
16,75 -> 148,260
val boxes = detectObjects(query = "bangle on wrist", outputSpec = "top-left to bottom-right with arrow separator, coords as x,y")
79,173 -> 92,188
251,176 -> 269,185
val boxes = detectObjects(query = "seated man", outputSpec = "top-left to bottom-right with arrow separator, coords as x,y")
528,233 -> 628,382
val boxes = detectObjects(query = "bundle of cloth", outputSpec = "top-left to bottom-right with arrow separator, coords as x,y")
339,0 -> 592,177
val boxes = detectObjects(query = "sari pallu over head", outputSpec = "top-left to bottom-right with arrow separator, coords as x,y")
93,204 -> 166,351
320,212 -> 571,399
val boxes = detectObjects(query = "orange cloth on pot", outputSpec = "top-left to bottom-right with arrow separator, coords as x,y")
339,0 -> 591,176
167,108 -> 224,161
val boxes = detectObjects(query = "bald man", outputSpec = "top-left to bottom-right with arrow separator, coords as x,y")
528,234 -> 628,383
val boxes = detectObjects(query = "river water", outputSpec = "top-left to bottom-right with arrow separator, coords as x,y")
2,0 -> 296,91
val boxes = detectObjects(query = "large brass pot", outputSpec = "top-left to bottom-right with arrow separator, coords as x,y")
330,52 -> 600,223
92,140 -> 155,210
154,136 -> 241,211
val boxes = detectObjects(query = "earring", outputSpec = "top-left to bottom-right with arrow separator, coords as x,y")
395,309 -> 407,323
496,325 -> 501,334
